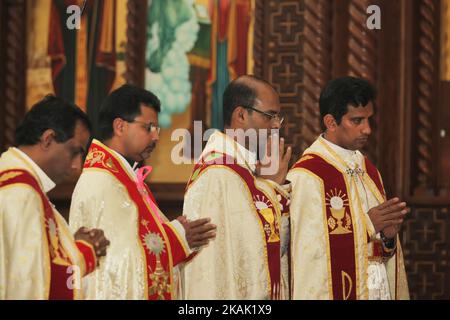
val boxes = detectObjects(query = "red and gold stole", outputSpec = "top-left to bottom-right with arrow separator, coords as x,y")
83,140 -> 188,300
292,153 -> 386,300
186,151 -> 282,299
0,169 -> 77,300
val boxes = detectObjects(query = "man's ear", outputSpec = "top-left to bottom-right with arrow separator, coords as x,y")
323,114 -> 337,132
112,118 -> 126,137
40,129 -> 56,149
231,106 -> 247,126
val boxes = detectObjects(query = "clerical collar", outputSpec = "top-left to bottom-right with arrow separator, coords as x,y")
223,131 -> 257,172
320,135 -> 364,176
11,147 -> 56,193
320,134 -> 358,158
205,131 -> 257,172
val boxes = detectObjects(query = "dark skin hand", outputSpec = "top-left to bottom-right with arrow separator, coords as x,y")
256,135 -> 292,185
382,224 -> 402,241
368,197 -> 409,238
74,227 -> 110,264
177,216 -> 217,249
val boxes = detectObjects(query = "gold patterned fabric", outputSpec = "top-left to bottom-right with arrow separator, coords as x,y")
182,131 -> 291,299
69,140 -> 190,299
0,148 -> 87,299
288,136 -> 409,300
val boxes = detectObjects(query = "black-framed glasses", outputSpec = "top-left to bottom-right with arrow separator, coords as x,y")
245,106 -> 284,125
127,120 -> 160,134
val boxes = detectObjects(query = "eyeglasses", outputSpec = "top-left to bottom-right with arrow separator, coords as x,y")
127,120 -> 161,134
245,106 -> 284,125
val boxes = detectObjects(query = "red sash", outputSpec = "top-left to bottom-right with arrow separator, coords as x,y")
83,140 -> 188,300
186,151 -> 282,299
292,153 -> 385,300
0,169 -> 74,300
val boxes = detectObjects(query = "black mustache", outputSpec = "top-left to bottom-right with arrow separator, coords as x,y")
146,142 -> 156,150
140,143 -> 156,156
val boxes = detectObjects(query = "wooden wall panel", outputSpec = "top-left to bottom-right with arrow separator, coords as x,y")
411,0 -> 441,196
437,81 -> 450,193
0,0 -> 27,153
376,0 -> 405,198
253,0 -> 331,161
403,205 -> 450,299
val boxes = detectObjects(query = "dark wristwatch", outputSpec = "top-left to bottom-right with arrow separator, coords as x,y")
380,231 -> 396,249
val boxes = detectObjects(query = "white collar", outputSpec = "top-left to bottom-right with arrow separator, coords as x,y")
229,133 -> 258,172
202,130 -> 257,172
320,135 -> 363,168
11,147 -> 56,193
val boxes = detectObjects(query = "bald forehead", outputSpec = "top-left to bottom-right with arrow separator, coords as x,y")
233,75 -> 276,97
